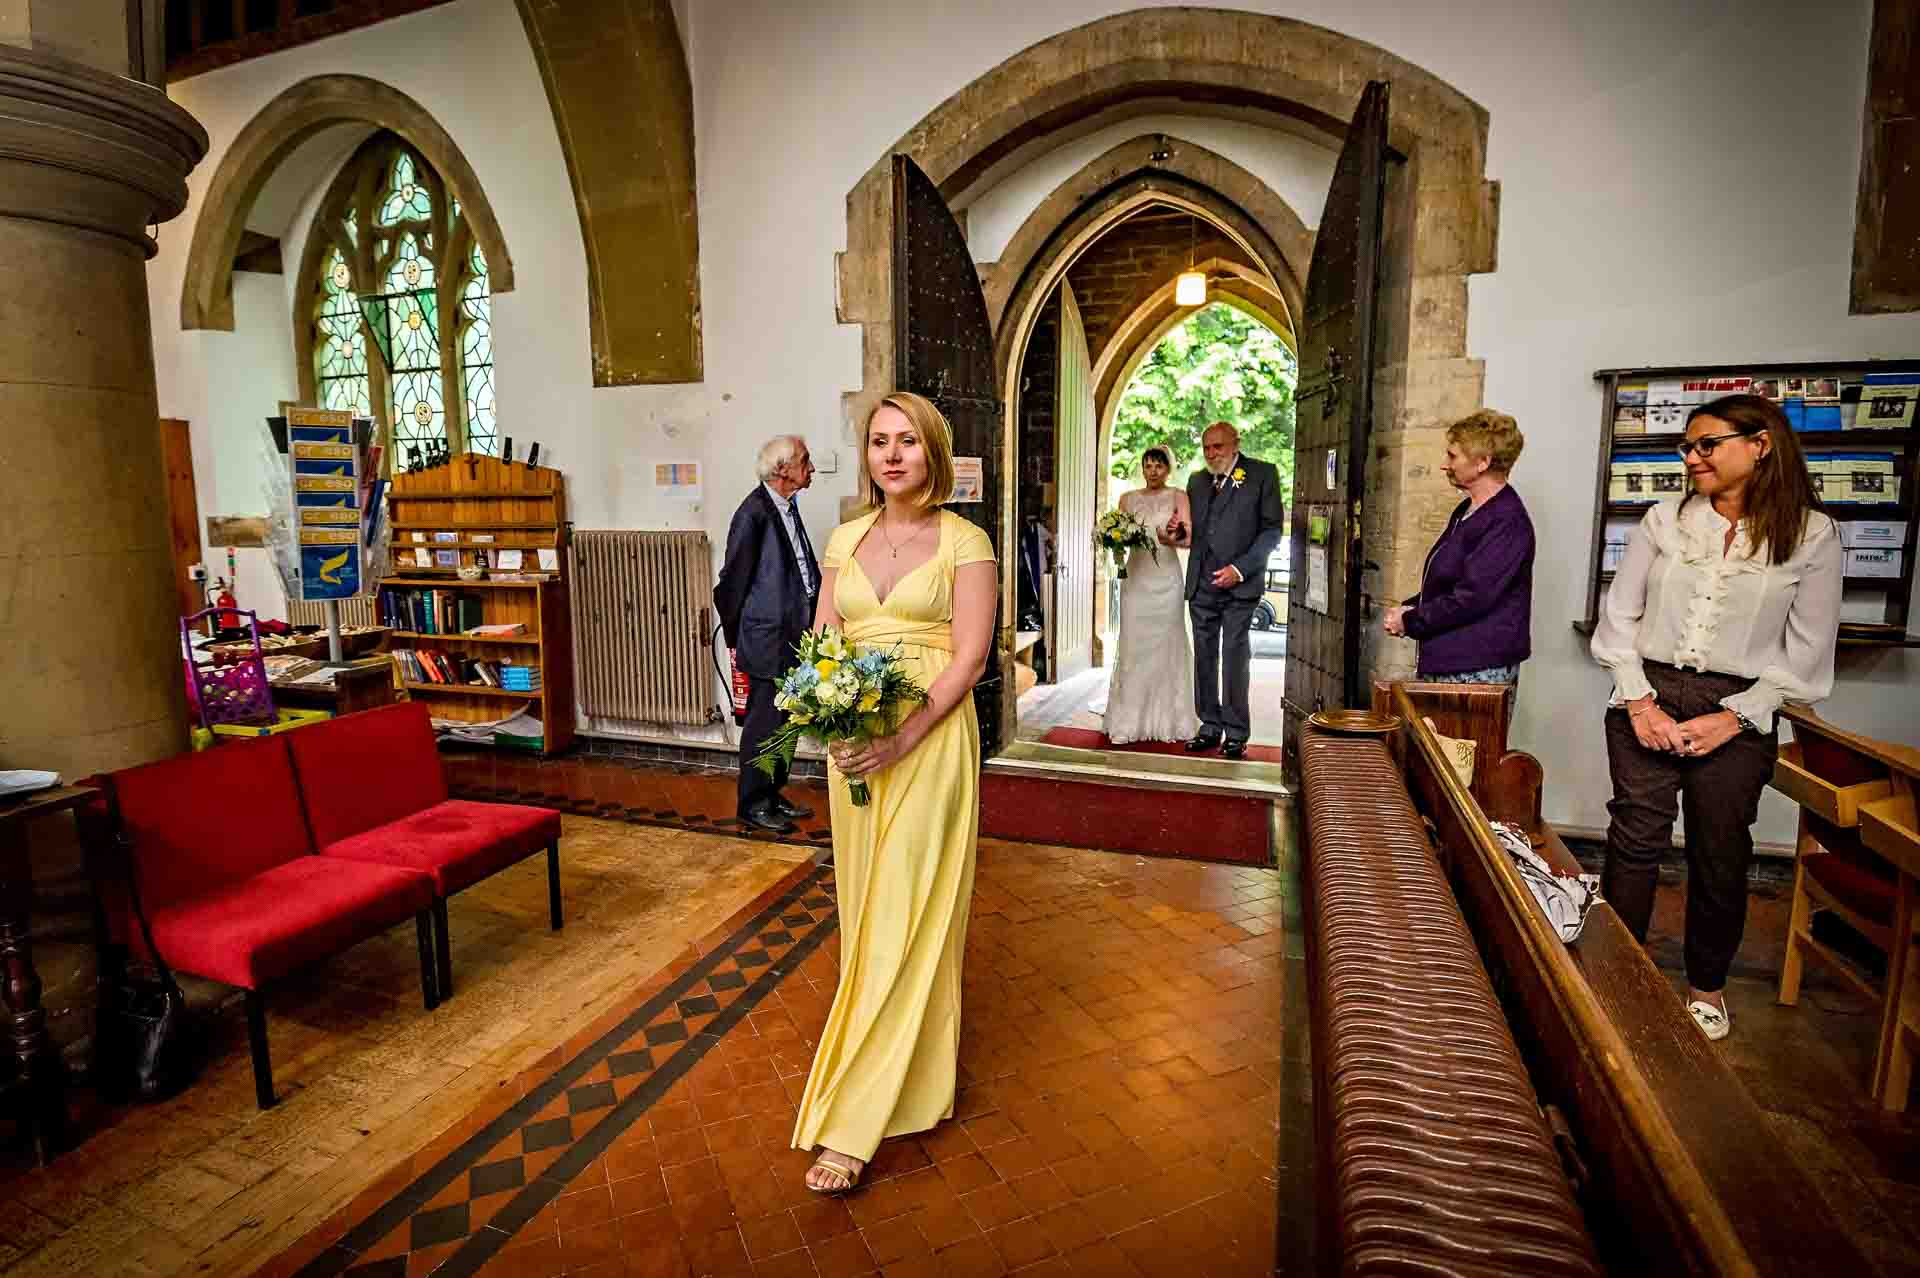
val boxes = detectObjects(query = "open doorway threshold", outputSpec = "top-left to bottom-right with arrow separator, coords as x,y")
980,740 -> 1288,867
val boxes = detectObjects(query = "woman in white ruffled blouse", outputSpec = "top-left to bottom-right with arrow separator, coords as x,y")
1591,393 -> 1841,1042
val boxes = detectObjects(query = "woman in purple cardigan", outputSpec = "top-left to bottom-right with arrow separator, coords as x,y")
1382,410 -> 1534,682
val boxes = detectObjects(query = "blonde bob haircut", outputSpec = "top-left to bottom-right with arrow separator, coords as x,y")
860,391 -> 956,510
1446,409 -> 1525,476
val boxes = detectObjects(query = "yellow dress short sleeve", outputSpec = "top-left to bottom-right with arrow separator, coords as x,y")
951,517 -> 995,567
822,520 -> 863,570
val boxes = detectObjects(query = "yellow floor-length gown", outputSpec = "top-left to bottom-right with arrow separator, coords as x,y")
792,509 -> 991,1162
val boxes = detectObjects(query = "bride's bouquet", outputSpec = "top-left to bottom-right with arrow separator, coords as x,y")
1093,508 -> 1156,579
753,626 -> 929,807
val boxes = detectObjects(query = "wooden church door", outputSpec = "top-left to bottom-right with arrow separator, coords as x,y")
1286,80 -> 1390,736
1051,282 -> 1096,681
892,154 -> 1005,752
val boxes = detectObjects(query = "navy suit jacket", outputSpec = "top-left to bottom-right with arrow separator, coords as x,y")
1184,455 -> 1285,600
714,487 -> 818,679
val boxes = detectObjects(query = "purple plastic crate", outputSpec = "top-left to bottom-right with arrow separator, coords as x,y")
182,607 -> 276,728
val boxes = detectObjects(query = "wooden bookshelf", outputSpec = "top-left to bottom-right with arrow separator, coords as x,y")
379,455 -> 574,754
1583,360 -> 1920,651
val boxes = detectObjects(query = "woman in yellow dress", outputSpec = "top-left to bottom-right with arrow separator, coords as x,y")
792,391 -> 997,1194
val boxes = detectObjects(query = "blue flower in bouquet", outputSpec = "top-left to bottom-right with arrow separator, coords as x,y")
754,625 -> 929,807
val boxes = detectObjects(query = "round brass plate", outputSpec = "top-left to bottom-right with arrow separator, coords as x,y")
1308,709 -> 1402,735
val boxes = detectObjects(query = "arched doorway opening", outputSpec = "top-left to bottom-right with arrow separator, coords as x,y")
839,8 -> 1499,754
1015,290 -> 1298,747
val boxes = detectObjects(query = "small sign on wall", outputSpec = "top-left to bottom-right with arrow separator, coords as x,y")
654,461 -> 701,499
1306,546 -> 1330,613
951,456 -> 984,503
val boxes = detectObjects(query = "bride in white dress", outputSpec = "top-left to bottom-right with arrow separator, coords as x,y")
1104,447 -> 1202,744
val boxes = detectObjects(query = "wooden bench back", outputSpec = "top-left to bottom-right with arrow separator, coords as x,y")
1389,683 -> 1873,1277
1371,679 -> 1543,835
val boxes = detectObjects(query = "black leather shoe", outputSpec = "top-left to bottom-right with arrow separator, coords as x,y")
773,797 -> 814,820
1185,732 -> 1222,753
1221,739 -> 1249,760
739,806 -> 797,834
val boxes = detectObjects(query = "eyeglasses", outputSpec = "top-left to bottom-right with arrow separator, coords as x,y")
1677,428 -> 1760,459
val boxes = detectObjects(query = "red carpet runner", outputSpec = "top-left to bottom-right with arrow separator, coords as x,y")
1039,727 -> 1284,765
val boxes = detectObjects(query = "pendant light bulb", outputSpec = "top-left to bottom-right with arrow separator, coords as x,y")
1176,210 -> 1206,306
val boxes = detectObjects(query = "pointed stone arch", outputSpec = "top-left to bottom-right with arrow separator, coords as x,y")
179,74 -> 513,332
980,132 -> 1314,336
837,7 -> 1500,695
991,173 -> 1299,427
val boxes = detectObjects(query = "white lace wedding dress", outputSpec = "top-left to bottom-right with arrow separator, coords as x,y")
1103,487 -> 1201,744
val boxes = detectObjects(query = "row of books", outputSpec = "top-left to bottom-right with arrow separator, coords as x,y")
391,648 -> 539,689
380,587 -> 486,636
1609,452 -> 1905,506
1613,373 -> 1920,432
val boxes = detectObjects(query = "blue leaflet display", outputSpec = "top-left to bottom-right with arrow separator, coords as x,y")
289,409 -> 362,601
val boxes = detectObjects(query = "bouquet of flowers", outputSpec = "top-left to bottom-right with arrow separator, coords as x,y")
1093,508 -> 1156,579
753,626 -> 929,806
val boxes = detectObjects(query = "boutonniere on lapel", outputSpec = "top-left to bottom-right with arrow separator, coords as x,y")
1230,467 -> 1247,489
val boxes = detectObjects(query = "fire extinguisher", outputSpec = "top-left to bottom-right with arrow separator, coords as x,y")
728,649 -> 751,725
213,579 -> 240,631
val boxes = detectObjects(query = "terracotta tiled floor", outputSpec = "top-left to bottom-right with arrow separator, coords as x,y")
256,836 -> 1311,1278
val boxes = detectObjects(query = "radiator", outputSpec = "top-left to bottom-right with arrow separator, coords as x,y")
285,596 -> 379,628
570,530 -> 716,725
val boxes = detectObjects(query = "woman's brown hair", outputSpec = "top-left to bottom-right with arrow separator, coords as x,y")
860,391 -> 956,511
1684,394 -> 1823,563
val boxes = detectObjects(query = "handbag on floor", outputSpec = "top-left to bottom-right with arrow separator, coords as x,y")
1490,819 -> 1600,944
94,788 -> 202,1103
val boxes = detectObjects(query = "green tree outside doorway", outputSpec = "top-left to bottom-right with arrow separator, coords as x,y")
1108,302 -> 1296,499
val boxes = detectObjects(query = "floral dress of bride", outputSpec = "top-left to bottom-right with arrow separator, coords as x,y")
1103,486 -> 1201,745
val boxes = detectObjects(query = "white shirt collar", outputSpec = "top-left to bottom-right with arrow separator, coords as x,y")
763,482 -> 794,514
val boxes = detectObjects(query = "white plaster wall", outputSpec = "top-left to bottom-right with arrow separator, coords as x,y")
148,0 -> 1920,839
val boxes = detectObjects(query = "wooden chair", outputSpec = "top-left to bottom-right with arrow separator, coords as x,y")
1771,708 -> 1920,1111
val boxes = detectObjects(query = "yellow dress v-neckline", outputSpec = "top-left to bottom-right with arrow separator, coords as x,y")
849,513 -> 944,608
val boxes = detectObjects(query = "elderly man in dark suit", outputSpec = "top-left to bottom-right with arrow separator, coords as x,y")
1167,421 -> 1285,760
715,435 -> 819,833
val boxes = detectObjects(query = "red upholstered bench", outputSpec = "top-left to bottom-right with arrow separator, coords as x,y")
105,736 -> 437,1108
286,702 -> 563,999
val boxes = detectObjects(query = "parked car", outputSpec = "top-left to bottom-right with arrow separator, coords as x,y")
1252,536 -> 1291,631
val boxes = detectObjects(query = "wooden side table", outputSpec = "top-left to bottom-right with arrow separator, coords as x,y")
1773,707 -> 1920,1111
269,657 -> 397,717
0,783 -> 96,1164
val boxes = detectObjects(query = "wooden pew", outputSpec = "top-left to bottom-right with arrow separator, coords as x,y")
1384,683 -> 1873,1277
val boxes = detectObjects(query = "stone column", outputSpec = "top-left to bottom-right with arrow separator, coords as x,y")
0,42 -> 207,778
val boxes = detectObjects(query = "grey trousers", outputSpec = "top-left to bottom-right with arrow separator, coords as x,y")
1600,663 -> 1776,993
1189,586 -> 1258,740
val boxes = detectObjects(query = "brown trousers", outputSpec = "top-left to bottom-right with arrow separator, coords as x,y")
1601,662 -> 1777,993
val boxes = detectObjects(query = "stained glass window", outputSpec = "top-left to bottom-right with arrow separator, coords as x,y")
303,133 -> 497,467
460,244 -> 496,456
314,246 -> 371,415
